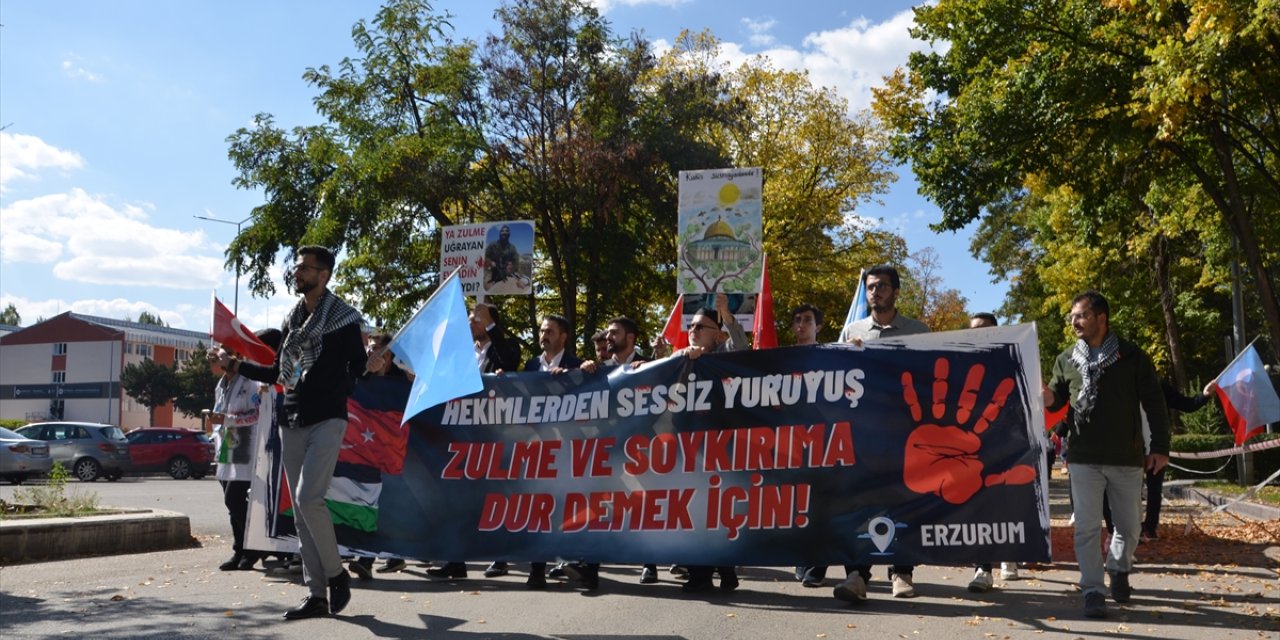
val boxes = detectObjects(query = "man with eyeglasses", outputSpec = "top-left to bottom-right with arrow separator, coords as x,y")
1044,290 -> 1169,619
834,264 -> 930,602
678,293 -> 748,594
223,245 -> 368,620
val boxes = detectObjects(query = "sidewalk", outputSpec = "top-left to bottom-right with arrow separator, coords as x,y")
1,475 -> 1276,640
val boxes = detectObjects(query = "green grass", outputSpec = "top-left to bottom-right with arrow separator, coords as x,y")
1196,481 -> 1280,506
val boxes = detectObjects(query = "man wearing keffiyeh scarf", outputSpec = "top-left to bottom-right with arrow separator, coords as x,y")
221,245 -> 369,621
1044,291 -> 1169,620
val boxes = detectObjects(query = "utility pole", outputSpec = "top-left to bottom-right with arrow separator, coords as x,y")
193,215 -> 253,315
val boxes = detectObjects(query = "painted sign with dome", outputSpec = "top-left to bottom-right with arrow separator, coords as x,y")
676,167 -> 764,295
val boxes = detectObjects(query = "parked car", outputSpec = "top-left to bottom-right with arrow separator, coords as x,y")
125,427 -> 215,480
0,426 -> 53,484
15,422 -> 130,482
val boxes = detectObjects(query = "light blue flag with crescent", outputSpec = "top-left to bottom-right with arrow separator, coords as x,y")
388,270 -> 482,425
843,268 -> 870,329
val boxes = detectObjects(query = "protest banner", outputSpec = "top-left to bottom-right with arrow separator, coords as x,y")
249,324 -> 1052,566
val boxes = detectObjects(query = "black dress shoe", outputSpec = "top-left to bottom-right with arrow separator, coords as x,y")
562,563 -> 599,591
639,566 -> 658,584
681,577 -> 715,593
237,554 -> 260,571
427,563 -> 468,579
526,573 -> 547,589
484,561 -> 509,578
377,559 -> 407,573
328,571 -> 351,615
219,554 -> 243,571
283,596 -> 329,620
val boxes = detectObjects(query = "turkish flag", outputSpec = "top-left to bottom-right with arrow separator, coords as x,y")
753,254 -> 777,349
660,295 -> 690,351
339,378 -> 410,475
211,297 -> 276,365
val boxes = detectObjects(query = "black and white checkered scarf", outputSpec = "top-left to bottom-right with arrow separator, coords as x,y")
277,290 -> 361,388
1069,332 -> 1120,424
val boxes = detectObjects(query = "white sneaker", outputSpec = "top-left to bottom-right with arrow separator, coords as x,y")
999,562 -> 1020,581
891,572 -> 917,598
1068,513 -> 1076,525
833,574 -> 868,602
967,569 -> 994,592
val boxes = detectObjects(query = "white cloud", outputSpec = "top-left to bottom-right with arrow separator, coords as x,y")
693,9 -> 937,113
0,132 -> 85,191
0,293 -> 181,328
1,188 -> 227,290
61,56 -> 105,83
742,17 -> 778,47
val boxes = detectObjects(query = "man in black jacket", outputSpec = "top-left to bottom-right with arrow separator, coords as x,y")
1044,290 -> 1169,619
225,245 -> 368,620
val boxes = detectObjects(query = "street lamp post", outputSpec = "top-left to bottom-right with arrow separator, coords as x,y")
193,215 -> 253,315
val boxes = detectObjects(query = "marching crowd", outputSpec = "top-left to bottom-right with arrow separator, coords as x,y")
206,249 -> 1200,622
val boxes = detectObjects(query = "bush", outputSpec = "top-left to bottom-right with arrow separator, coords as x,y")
11,462 -> 101,517
0,418 -> 28,430
1169,432 -> 1280,483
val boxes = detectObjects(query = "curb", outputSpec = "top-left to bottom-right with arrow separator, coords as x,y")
0,508 -> 195,564
1165,484 -> 1280,522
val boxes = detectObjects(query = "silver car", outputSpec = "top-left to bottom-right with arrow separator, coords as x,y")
0,426 -> 53,484
15,422 -> 130,482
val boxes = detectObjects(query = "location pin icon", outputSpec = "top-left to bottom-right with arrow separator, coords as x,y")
867,516 -> 895,553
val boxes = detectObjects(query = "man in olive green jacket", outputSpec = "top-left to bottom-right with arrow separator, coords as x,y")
1044,291 -> 1169,619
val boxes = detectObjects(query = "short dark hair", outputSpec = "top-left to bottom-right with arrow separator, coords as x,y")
1071,290 -> 1110,318
475,302 -> 502,328
608,316 -> 640,338
591,330 -> 607,344
792,304 -> 823,326
298,245 -> 336,272
369,332 -> 392,348
692,307 -> 720,326
543,314 -> 571,336
970,312 -> 998,327
864,265 -> 901,289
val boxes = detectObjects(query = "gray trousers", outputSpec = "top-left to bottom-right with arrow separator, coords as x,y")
281,417 -> 346,597
1070,463 -> 1142,596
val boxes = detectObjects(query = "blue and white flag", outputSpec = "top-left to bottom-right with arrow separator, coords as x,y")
843,268 -> 870,329
389,270 -> 483,424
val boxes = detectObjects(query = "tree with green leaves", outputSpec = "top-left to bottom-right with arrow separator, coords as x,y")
226,0 -> 486,325
873,0 -> 1280,362
0,303 -> 20,326
135,311 -> 166,326
120,359 -> 180,425
173,343 -> 218,419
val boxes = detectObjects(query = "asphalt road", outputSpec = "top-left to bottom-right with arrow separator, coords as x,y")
1,476 -> 1276,639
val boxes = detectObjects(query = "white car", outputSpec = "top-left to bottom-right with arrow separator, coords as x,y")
0,426 -> 53,484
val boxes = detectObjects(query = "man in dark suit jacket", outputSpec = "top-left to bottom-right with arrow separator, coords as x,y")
523,314 -> 583,372
427,302 -> 521,580
517,314 -> 583,588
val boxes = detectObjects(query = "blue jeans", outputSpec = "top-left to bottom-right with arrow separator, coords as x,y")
281,417 -> 347,597
1070,463 -> 1142,596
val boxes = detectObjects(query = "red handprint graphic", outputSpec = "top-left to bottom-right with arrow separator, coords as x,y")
901,357 -> 1036,504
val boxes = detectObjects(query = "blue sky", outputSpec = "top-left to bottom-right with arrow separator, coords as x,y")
0,0 -> 1000,333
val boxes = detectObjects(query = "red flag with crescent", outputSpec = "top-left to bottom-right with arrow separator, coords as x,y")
212,297 -> 277,365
